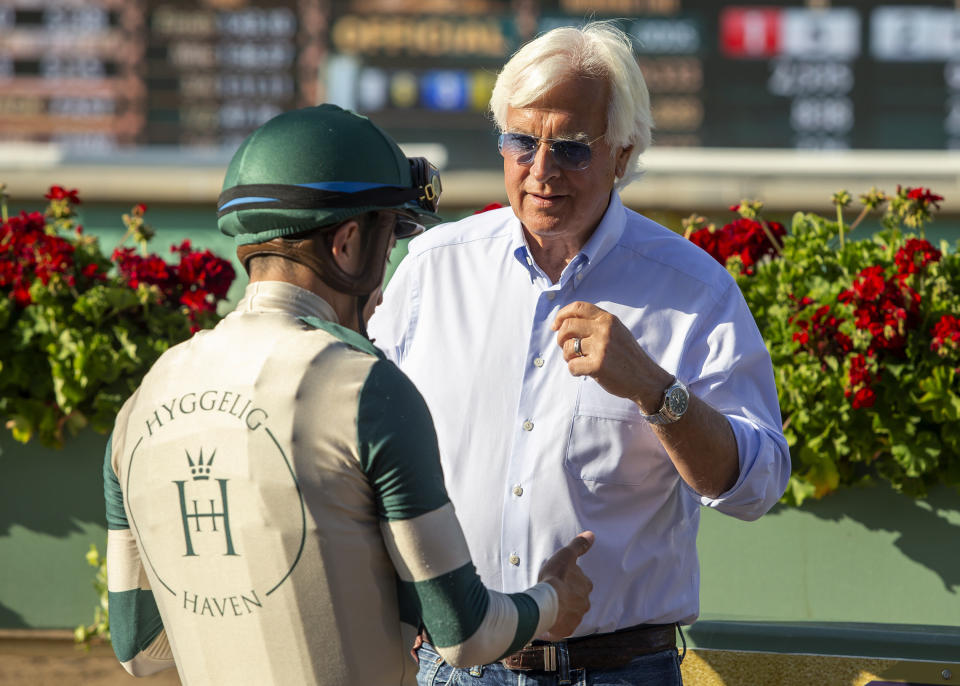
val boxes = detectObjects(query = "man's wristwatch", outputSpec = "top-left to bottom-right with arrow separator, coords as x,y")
640,377 -> 689,425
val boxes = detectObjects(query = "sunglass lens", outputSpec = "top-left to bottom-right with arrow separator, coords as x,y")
554,140 -> 592,170
500,133 -> 537,162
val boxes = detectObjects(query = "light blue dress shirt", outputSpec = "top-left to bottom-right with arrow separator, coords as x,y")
368,193 -> 790,633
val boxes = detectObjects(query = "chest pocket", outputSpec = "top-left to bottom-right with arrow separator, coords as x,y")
563,378 -> 668,485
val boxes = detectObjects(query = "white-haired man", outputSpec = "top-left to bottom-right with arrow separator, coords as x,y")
369,22 -> 790,686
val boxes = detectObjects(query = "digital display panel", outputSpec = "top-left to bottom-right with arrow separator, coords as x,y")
1,0 -> 957,169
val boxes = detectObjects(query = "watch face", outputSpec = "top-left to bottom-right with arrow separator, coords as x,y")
665,385 -> 689,417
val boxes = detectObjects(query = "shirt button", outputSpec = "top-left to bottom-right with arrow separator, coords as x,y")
509,554 -> 520,566
546,291 -> 556,301
534,357 -> 544,368
575,273 -> 584,282
512,484 -> 523,496
522,420 -> 534,431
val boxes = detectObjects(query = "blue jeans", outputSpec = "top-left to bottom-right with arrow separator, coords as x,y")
415,641 -> 683,686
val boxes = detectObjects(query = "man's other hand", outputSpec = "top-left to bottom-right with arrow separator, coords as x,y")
553,301 -> 672,413
537,531 -> 595,641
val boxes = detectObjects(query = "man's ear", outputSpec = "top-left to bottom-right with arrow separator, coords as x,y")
329,219 -> 362,273
615,145 -> 634,179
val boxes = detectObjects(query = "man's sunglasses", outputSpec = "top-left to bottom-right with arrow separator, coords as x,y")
498,132 -> 603,171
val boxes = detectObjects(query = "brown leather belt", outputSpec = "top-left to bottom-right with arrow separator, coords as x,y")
500,623 -> 677,672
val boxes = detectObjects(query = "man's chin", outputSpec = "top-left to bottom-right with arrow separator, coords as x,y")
520,215 -> 570,239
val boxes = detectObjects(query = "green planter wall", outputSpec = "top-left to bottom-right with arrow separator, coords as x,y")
3,426 -> 958,632
697,483 -> 960,628
0,430 -> 109,629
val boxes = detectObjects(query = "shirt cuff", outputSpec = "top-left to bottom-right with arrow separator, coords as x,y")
526,581 -> 559,639
694,414 -> 789,520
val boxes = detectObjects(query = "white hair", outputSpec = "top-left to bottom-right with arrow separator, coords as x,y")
489,21 -> 653,189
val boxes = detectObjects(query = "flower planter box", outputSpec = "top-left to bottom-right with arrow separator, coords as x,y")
0,429 -> 109,630
3,424 -> 956,632
698,482 -> 960,626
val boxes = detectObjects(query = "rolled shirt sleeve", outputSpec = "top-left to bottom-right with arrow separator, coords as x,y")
680,279 -> 791,519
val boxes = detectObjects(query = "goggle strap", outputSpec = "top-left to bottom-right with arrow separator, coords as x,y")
409,156 -> 442,210
217,183 -> 421,218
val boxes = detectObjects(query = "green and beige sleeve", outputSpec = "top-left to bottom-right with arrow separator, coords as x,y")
103,435 -> 175,677
358,358 -> 558,666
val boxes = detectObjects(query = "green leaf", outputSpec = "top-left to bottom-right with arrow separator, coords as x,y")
0,297 -> 11,330
783,475 -> 817,506
6,415 -> 32,444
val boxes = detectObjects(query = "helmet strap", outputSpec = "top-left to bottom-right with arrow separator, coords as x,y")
237,218 -> 392,297
236,215 -> 392,339
356,293 -> 371,340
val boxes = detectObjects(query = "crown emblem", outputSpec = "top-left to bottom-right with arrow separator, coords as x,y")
185,448 -> 216,480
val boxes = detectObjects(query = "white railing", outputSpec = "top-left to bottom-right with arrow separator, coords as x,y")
2,143 -> 958,214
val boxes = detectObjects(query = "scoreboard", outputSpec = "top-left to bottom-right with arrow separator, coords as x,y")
0,0 -> 323,151
1,0 -> 959,170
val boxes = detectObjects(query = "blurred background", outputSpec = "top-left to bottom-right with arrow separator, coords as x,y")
1,0 -> 959,227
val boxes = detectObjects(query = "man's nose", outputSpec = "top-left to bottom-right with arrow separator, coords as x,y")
529,140 -> 560,181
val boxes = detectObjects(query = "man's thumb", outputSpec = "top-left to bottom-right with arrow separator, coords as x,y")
567,531 -> 595,558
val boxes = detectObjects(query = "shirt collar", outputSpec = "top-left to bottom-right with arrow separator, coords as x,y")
579,192 -> 627,268
510,192 -> 627,287
236,281 -> 339,323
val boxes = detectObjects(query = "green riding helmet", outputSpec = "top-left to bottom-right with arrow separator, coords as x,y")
217,104 -> 443,297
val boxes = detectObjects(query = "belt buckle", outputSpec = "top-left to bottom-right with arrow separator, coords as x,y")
501,644 -> 559,672
542,644 -> 557,671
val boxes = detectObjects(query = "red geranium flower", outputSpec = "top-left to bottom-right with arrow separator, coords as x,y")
689,217 -> 784,275
12,285 -> 32,307
894,238 -> 942,275
850,386 -> 876,409
905,187 -> 944,210
844,353 -> 878,409
838,265 -> 921,355
44,185 -> 81,204
112,247 -> 174,291
180,289 -> 214,313
931,314 -> 960,356
474,202 -> 504,214
173,240 -> 235,300
81,263 -> 106,282
789,299 -> 852,360
0,210 -> 76,305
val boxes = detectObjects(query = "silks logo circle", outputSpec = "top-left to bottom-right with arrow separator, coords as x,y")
124,389 -> 306,619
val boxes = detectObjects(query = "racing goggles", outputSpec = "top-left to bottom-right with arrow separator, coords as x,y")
216,156 -> 442,234
498,132 -> 603,171
391,213 -> 426,239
